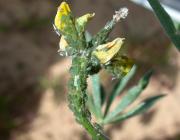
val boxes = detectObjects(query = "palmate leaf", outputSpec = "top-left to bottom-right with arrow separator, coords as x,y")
104,65 -> 137,116
147,0 -> 180,51
104,70 -> 153,123
105,95 -> 165,124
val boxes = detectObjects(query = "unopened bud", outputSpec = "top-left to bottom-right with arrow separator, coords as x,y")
113,7 -> 128,22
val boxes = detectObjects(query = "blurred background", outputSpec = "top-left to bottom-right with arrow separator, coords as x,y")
0,0 -> 180,140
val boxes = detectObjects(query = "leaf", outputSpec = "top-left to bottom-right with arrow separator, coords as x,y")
100,85 -> 106,106
104,65 -> 137,116
106,95 -> 165,124
147,0 -> 180,51
104,70 -> 153,122
91,74 -> 103,119
138,70 -> 153,89
87,85 -> 106,119
87,95 -> 99,118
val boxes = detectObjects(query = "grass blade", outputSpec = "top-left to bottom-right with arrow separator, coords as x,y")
147,0 -> 180,51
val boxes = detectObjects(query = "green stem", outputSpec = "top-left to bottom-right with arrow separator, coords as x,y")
68,57 -> 108,140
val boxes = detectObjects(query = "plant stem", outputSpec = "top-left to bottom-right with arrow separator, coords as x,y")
68,57 -> 108,140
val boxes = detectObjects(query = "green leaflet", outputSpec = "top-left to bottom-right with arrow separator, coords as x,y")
91,74 -> 103,119
89,74 -> 106,120
87,94 -> 99,119
147,0 -> 180,51
106,95 -> 165,124
100,85 -> 106,106
104,65 -> 137,116
104,70 -> 153,123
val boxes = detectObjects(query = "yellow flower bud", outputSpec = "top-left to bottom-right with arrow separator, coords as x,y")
92,38 -> 124,64
108,55 -> 134,78
54,2 -> 71,31
59,36 -> 68,51
76,13 -> 95,33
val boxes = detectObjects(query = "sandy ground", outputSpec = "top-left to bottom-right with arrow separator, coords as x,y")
0,0 -> 180,140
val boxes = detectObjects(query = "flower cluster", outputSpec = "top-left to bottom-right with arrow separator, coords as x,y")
54,1 -> 133,78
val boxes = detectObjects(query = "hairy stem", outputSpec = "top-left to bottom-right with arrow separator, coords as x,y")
68,57 -> 108,140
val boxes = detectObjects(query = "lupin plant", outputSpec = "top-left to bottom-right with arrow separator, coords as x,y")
53,2 -> 164,140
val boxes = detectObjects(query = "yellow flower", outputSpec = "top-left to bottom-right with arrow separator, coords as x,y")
92,38 -> 124,64
59,36 -> 68,51
54,2 -> 71,31
107,55 -> 134,78
75,13 -> 95,33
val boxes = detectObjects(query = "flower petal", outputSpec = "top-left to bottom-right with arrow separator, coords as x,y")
75,13 -> 95,33
92,38 -> 124,64
59,36 -> 68,51
54,2 -> 71,31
